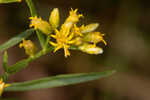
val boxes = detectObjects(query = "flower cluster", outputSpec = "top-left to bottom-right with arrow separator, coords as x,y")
0,78 -> 10,96
29,8 -> 107,57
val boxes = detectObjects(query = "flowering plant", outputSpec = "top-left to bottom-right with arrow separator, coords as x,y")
0,0 -> 115,98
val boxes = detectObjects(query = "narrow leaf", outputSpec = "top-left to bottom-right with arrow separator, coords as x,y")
7,59 -> 29,74
0,29 -> 34,52
3,51 -> 8,72
5,70 -> 115,91
0,0 -> 21,3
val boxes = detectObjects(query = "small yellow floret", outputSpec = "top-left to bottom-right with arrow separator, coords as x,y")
29,16 -> 52,35
66,8 -> 83,23
0,78 -> 11,96
50,29 -> 76,57
19,39 -> 37,57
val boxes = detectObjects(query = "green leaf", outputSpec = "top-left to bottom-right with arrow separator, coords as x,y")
7,59 -> 30,74
0,0 -> 21,3
5,70 -> 115,91
0,29 -> 34,52
3,51 -> 8,72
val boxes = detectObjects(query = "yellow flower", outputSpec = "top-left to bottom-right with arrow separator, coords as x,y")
50,9 -> 83,57
49,8 -> 107,57
65,8 -> 83,24
0,78 -> 11,96
50,29 -> 75,57
79,43 -> 103,55
19,39 -> 37,57
49,8 -> 60,29
29,16 -> 52,35
83,32 -> 107,45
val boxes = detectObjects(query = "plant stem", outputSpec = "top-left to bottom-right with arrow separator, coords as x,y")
25,0 -> 45,48
25,0 -> 37,16
29,46 -> 53,62
43,36 -> 50,52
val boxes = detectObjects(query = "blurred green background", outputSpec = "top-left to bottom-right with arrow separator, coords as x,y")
0,0 -> 150,100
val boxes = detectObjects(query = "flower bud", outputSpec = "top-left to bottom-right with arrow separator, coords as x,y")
79,44 -> 103,54
80,23 -> 99,33
49,8 -> 60,29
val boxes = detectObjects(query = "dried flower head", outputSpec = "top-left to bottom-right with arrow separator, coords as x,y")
19,39 -> 37,57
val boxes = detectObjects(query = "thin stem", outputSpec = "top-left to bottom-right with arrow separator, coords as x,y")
25,0 -> 37,16
25,0 -> 45,48
43,36 -> 51,52
28,46 -> 53,62
36,30 -> 45,48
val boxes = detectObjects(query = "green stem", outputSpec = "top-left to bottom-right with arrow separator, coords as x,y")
43,36 -> 50,52
35,30 -> 45,48
29,46 -> 53,62
1,72 -> 9,82
25,0 -> 37,16
25,0 -> 45,48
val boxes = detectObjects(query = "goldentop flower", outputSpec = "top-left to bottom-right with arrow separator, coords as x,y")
29,8 -> 60,35
50,9 -> 83,57
50,29 -> 75,57
29,16 -> 52,35
19,39 -> 37,57
29,8 -> 106,57
49,8 -> 107,57
0,78 -> 11,96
